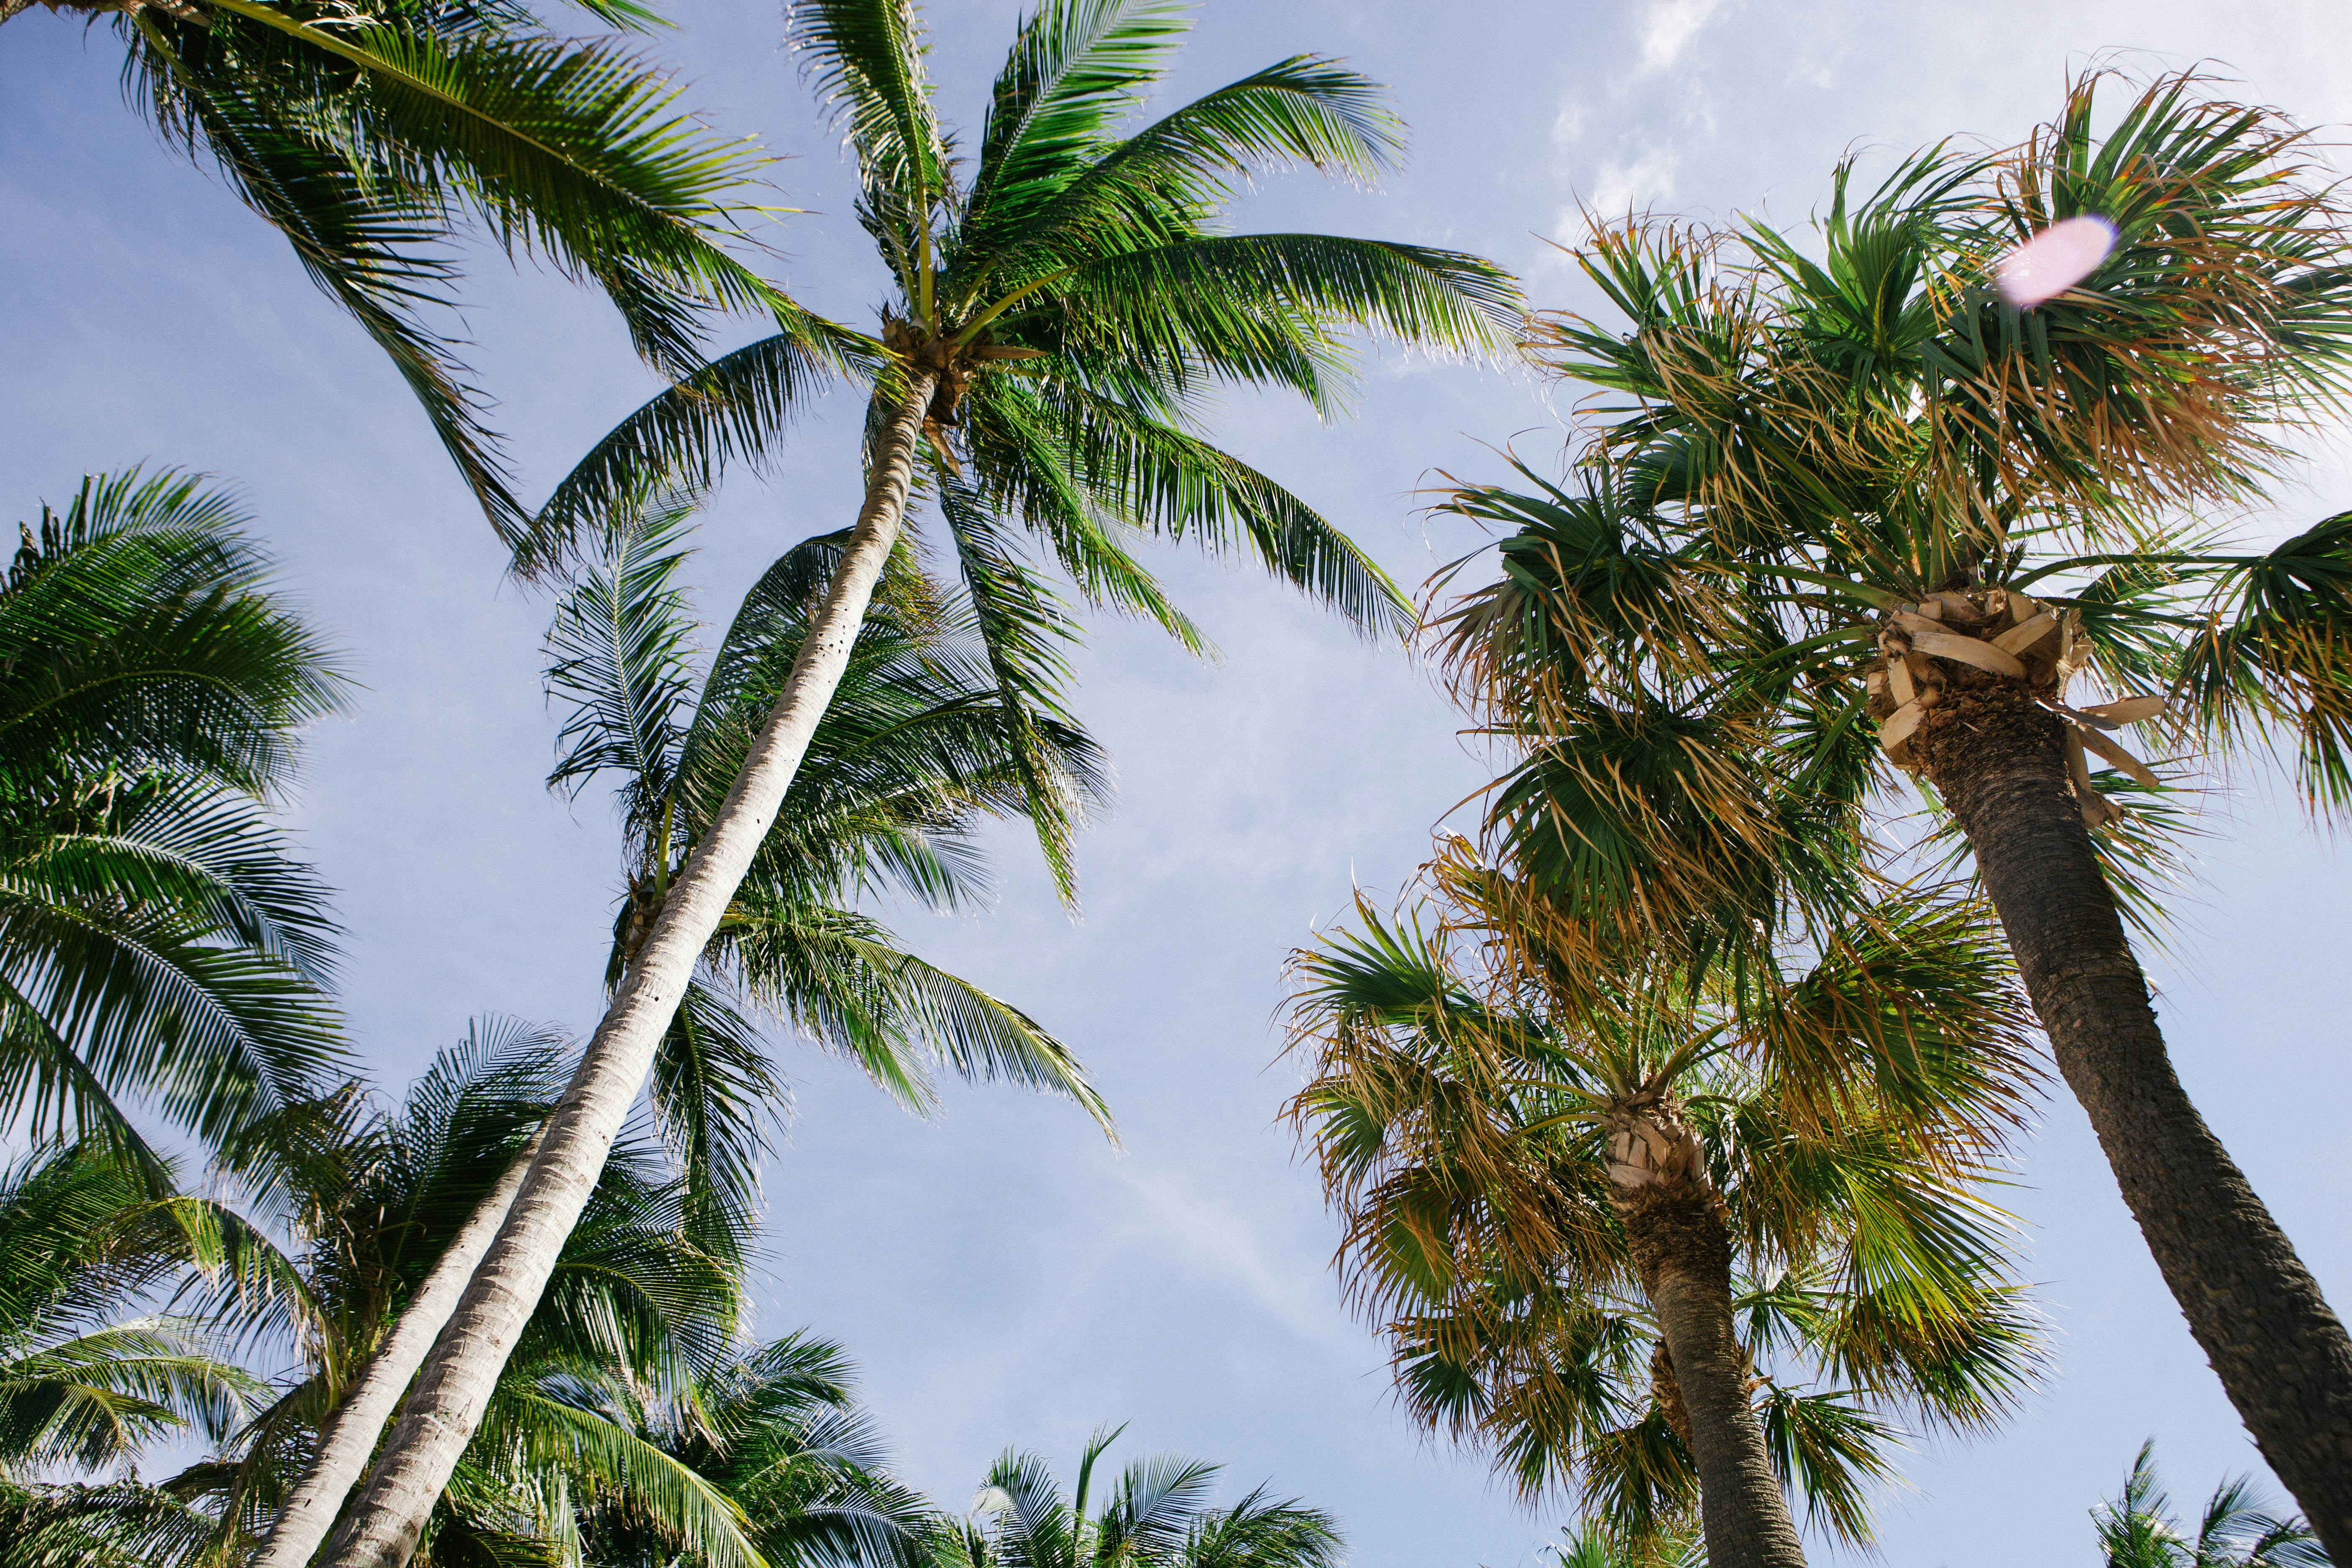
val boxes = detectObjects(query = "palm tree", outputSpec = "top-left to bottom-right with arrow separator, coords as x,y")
1287,880 -> 2042,1568
1551,1521 -> 1704,1568
2092,1445 -> 2328,1568
1,0 -> 800,537
324,4 -> 1521,1560
263,494 -> 1112,1568
146,1020 -> 762,1568
1430,73 -> 2352,1549
920,1426 -> 1345,1568
0,468 -> 346,1183
574,1332 -> 932,1568
0,1140 -> 258,1480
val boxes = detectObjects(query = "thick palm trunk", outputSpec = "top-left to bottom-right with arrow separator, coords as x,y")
1918,671 -> 2352,1559
315,364 -> 940,1568
250,1132 -> 542,1568
1609,1102 -> 1806,1568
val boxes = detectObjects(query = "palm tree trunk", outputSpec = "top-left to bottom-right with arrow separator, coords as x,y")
1610,1105 -> 1806,1568
313,363 -> 941,1568
248,1132 -> 542,1568
1919,671 -> 2352,1560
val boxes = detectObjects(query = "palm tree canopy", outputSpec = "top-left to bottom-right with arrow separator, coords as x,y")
530,0 -> 1522,874
921,1426 -> 1344,1568
2092,1444 -> 2329,1568
0,469 -> 346,1177
1429,72 -> 2352,962
14,0 -> 805,539
1287,876 -> 2043,1549
575,1331 -> 934,1568
0,1141 -> 259,1477
126,1019 -> 761,1568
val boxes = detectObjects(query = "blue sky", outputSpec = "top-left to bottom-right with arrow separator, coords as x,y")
5,1 -> 2352,1564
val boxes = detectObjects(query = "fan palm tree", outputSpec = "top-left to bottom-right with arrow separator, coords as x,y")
575,1331 -> 932,1568
1288,878 -> 2042,1568
142,1019 -> 761,1568
0,468 -> 346,1183
2092,1444 -> 2329,1568
325,5 -> 1520,1560
263,494 -> 1111,1568
1430,73 -> 2352,1550
0,1140 -> 259,1480
919,1426 -> 1345,1568
1,0 -> 803,539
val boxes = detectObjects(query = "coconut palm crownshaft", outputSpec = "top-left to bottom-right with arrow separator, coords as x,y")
3,0 -> 802,539
1432,74 -> 2352,1549
320,5 -> 1517,1564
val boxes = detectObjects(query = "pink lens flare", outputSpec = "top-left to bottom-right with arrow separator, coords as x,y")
1997,214 -> 2119,308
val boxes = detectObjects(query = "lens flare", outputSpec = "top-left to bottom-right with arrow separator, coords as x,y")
1997,214 -> 2119,307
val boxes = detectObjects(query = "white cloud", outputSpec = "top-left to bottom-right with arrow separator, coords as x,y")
1635,0 -> 1725,75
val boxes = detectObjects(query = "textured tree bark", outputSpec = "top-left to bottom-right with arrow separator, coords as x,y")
315,364 -> 941,1568
249,1132 -> 542,1568
1609,1101 -> 1806,1568
1918,669 -> 2352,1560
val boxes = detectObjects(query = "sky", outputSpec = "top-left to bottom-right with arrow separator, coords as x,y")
5,1 -> 2352,1565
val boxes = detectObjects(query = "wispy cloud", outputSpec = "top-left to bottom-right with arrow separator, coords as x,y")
1112,1164 -> 1355,1351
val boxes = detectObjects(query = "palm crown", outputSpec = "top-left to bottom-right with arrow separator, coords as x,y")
535,0 -> 1521,882
920,1427 -> 1344,1568
143,1022 -> 759,1568
1289,882 -> 2042,1552
0,469 -> 345,1181
1438,75 -> 2352,953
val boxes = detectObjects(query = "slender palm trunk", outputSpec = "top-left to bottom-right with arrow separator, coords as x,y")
250,1132 -> 542,1568
1609,1105 -> 1806,1568
1918,670 -> 2352,1559
315,365 -> 940,1568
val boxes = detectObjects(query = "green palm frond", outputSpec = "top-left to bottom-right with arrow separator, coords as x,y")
1,469 -> 344,795
958,55 -> 1404,300
961,0 -> 1189,259
545,492 -> 702,835
526,315 -> 865,573
111,2 -> 790,539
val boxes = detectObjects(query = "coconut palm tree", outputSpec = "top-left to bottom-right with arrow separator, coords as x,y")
1431,73 -> 2352,1550
1288,879 -> 2042,1568
142,1020 -> 761,1568
919,1426 -> 1345,1568
0,468 -> 345,1184
2092,1445 -> 2329,1568
0,1140 -> 258,1480
573,1331 -> 932,1568
323,4 -> 1520,1559
259,494 -> 1111,1568
0,0 -> 802,538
